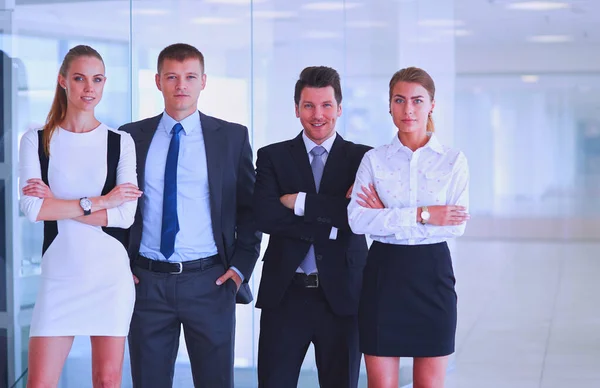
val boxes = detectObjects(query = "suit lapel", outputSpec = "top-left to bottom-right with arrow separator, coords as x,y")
319,134 -> 347,194
135,114 -> 162,218
199,111 -> 224,239
288,132 -> 316,193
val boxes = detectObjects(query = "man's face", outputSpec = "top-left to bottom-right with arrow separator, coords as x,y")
155,58 -> 206,120
295,86 -> 341,145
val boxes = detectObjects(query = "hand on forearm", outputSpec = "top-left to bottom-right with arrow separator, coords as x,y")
280,193 -> 298,210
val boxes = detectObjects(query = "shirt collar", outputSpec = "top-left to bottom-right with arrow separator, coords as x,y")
160,111 -> 201,136
386,132 -> 445,159
302,131 -> 337,155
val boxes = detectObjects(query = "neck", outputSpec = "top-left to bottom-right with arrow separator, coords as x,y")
398,130 -> 429,152
165,107 -> 197,122
60,108 -> 100,133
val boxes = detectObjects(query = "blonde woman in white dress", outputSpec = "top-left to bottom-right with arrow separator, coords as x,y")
19,45 -> 142,388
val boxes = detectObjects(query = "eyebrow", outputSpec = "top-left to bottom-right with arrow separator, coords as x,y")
73,72 -> 105,77
164,72 -> 200,76
302,100 -> 334,104
394,94 -> 425,99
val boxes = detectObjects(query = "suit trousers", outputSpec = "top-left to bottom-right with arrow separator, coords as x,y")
128,261 -> 237,388
257,282 -> 361,388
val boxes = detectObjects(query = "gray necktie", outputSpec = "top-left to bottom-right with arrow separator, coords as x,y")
299,146 -> 327,274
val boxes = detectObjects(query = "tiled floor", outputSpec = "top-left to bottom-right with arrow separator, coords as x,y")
445,240 -> 600,388
44,239 -> 600,387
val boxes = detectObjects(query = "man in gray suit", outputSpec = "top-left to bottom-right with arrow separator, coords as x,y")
120,43 -> 261,388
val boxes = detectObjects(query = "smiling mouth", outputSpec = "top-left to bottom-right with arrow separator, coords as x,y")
311,123 -> 326,127
81,97 -> 95,101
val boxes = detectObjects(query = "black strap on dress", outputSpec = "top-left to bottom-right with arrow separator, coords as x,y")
37,129 -> 127,254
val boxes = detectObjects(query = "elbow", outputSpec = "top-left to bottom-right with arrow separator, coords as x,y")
347,208 -> 366,235
254,213 -> 275,235
122,214 -> 135,229
20,198 -> 43,223
453,224 -> 467,238
348,217 -> 366,235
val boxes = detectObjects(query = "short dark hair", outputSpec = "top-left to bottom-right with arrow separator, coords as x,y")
294,66 -> 342,106
157,43 -> 205,74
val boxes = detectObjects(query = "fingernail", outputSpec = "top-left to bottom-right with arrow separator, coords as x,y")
216,280 -> 222,285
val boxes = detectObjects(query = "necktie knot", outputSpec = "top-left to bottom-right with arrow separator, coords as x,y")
171,123 -> 184,135
310,146 -> 326,158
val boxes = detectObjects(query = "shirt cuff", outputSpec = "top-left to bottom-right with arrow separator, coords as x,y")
329,227 -> 338,240
294,192 -> 307,216
230,266 -> 245,282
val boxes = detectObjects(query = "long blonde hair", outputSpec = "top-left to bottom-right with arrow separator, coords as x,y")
389,67 -> 436,133
42,45 -> 104,156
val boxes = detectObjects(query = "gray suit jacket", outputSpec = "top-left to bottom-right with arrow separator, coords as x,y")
119,111 -> 262,303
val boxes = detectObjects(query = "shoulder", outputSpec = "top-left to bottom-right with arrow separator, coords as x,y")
440,145 -> 468,165
22,127 -> 43,145
363,143 -> 391,161
117,115 -> 161,135
342,139 -> 372,158
105,125 -> 135,148
257,138 -> 294,156
204,114 -> 248,135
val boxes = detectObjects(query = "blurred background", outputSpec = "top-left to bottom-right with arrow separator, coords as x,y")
1,0 -> 599,387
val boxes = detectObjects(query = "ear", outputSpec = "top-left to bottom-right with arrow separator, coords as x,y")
295,104 -> 300,118
430,99 -> 435,113
58,74 -> 66,90
155,73 -> 162,92
337,103 -> 342,117
200,73 -> 207,91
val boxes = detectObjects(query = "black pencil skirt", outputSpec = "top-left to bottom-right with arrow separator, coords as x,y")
358,241 -> 457,357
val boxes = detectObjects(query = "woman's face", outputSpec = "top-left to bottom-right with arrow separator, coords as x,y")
390,81 -> 434,135
59,56 -> 106,113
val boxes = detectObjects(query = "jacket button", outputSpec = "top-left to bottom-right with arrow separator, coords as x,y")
317,217 -> 323,222
316,254 -> 323,260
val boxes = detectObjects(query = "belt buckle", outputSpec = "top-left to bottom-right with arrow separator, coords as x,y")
171,262 -> 183,274
306,274 -> 319,288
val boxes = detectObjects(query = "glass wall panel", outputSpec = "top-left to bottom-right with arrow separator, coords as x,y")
3,0 -> 456,386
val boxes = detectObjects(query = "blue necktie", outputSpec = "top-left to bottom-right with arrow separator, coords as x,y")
160,123 -> 184,259
299,146 -> 326,274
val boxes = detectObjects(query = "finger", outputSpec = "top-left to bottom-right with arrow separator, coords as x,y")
215,272 -> 232,285
369,183 -> 378,194
27,178 -> 44,184
360,185 -> 373,196
357,192 -> 370,202
356,200 -> 371,208
133,275 -> 140,284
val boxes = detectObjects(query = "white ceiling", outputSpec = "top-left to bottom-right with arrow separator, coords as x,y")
6,0 -> 600,73
10,0 -> 600,43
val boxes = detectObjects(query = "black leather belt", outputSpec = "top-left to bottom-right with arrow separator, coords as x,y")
292,273 -> 319,288
135,254 -> 221,274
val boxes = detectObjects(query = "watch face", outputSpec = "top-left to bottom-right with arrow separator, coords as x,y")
422,211 -> 431,220
80,198 -> 92,210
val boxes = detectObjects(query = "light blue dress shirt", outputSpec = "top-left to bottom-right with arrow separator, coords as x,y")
139,112 -> 219,262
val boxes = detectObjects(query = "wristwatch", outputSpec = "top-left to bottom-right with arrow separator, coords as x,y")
420,206 -> 430,225
79,197 -> 92,216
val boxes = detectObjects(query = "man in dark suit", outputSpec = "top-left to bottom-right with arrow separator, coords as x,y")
120,43 -> 261,388
253,66 -> 371,387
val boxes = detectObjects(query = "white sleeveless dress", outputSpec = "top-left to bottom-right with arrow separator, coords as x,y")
19,124 -> 137,336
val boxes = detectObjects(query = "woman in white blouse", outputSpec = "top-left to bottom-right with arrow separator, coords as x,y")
19,45 -> 142,387
348,67 -> 469,388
